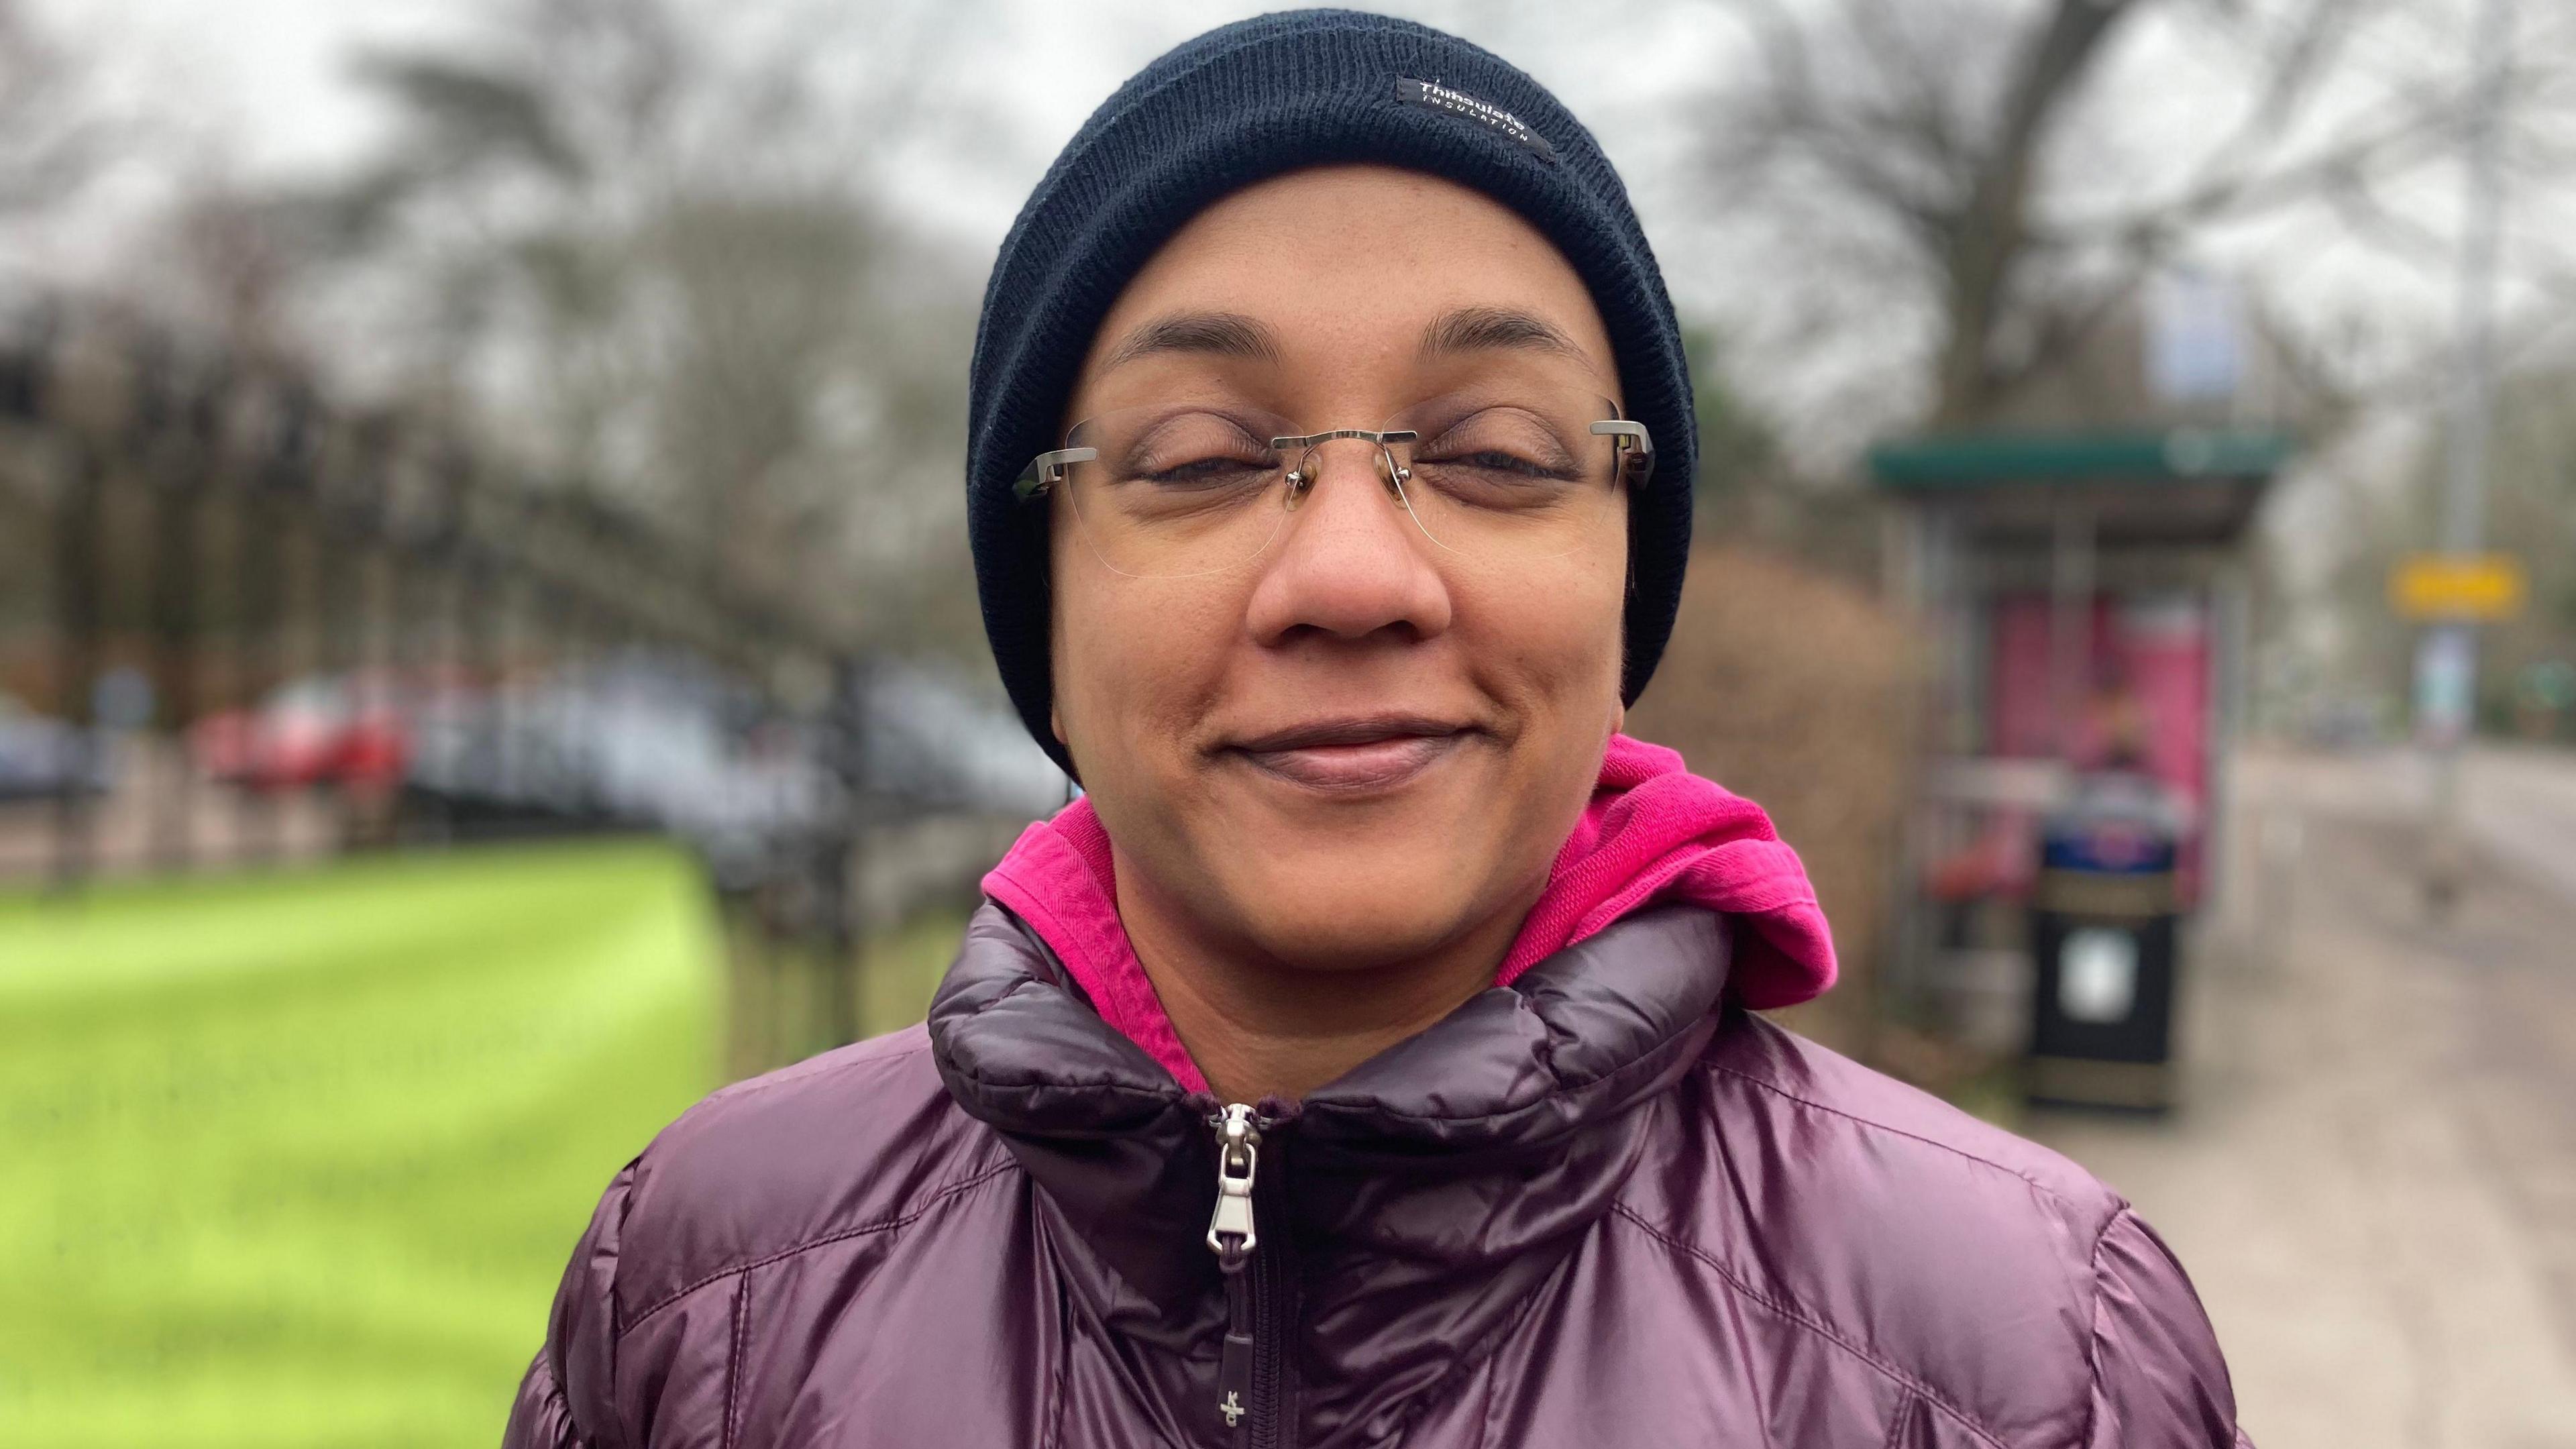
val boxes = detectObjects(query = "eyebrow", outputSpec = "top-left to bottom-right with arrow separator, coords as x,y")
1100,311 -> 1285,371
1417,306 -> 1587,364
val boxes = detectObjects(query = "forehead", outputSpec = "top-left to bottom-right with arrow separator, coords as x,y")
1073,165 -> 1617,405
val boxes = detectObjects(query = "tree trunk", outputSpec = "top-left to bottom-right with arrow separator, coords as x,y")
1931,0 -> 2138,429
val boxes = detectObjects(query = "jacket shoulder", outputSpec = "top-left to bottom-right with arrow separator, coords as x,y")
1704,1008 -> 2125,1224
609,1024 -> 1012,1326
1621,1010 -> 2130,1444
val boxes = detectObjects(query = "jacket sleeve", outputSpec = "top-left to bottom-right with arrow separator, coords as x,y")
503,1161 -> 642,1449
2082,1207 -> 2251,1448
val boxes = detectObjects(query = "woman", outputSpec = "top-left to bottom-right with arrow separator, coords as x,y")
507,12 -> 2249,1447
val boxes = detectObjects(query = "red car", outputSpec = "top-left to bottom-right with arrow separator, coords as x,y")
190,675 -> 410,794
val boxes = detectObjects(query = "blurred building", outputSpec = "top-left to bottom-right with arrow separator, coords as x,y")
1870,269 -> 2302,1069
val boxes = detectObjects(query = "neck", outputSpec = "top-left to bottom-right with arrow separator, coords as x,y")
1112,853 -> 1534,1104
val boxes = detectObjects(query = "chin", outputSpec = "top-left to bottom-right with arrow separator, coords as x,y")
1247,909 -> 1477,974
1220,857 -> 1497,972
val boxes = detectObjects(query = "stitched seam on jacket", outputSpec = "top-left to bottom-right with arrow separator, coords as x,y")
720,1272 -> 750,1449
1705,1063 -> 2079,1210
618,1161 -> 1018,1338
698,1042 -> 934,1114
1040,1256 -> 1073,1449
1387,1245 -> 1568,1442
595,1159 -> 643,1446
1309,1030 -> 1696,1128
1473,1334 -> 1506,1449
1606,1203 -> 2010,1449
527,1349 -> 599,1449
1881,1388 -> 1916,1449
2074,1208 -> 2125,1449
936,1070 -> 1185,1103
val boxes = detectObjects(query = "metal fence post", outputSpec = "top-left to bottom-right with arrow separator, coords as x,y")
50,435 -> 101,890
144,357 -> 219,871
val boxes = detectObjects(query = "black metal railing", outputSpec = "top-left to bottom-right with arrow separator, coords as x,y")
0,293 -> 981,1072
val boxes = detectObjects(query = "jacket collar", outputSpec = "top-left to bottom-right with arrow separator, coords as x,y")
977,733 -> 1833,1099
927,899 -> 1733,1437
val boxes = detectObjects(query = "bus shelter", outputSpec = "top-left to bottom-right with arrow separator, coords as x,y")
1872,429 -> 2292,1105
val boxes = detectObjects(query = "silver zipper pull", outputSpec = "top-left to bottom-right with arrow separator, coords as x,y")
1205,1102 -> 1261,1263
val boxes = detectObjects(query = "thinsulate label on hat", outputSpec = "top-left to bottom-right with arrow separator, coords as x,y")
1397,78 -> 1557,163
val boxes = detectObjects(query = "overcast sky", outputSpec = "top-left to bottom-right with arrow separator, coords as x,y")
30,0 -> 2515,313
30,0 -> 452,174
19,0 -> 2549,626
18,0 -> 2555,458
19,1 -> 1748,313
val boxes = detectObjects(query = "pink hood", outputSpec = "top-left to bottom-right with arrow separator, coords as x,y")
980,733 -> 1837,1094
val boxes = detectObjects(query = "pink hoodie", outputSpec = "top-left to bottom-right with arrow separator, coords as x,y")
981,733 -> 1837,1095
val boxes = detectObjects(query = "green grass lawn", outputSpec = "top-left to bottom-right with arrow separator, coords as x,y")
858,907 -> 971,1038
1,841 -> 724,1449
720,902 -> 969,1077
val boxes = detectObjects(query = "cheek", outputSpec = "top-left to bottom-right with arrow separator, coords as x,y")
1460,547 -> 1627,727
1049,537 -> 1242,775
1469,552 -> 1625,892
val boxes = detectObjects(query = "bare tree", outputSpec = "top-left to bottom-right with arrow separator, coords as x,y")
0,0 -> 114,217
176,0 -> 997,654
1701,0 -> 2573,439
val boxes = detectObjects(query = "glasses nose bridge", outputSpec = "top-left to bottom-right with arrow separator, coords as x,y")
1281,429 -> 1405,503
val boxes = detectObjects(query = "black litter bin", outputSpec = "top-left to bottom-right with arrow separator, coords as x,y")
2027,772 -> 2184,1110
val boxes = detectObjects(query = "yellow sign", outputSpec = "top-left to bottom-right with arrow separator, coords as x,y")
2392,553 -> 2526,622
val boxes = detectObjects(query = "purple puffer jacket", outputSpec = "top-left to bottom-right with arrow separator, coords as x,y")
504,902 -> 2247,1448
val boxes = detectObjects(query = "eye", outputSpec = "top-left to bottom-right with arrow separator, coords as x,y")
1120,413 -> 1278,489
1442,448 -> 1560,478
1413,409 -> 1581,482
1140,453 -> 1273,489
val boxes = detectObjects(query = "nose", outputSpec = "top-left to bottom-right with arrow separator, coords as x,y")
1243,437 -> 1454,647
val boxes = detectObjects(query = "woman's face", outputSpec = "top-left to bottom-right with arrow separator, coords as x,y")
1049,164 -> 1631,973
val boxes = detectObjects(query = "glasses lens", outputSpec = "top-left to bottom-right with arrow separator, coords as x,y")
1046,390 -> 1631,575
1381,389 -> 1627,561
1057,404 -> 1291,577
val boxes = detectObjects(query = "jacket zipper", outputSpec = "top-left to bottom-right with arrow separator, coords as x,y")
1206,1102 -> 1291,1447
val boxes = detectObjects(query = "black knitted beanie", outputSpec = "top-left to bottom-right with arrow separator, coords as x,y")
967,9 -> 1697,774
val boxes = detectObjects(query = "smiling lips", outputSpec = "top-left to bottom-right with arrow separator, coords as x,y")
1228,714 -> 1472,792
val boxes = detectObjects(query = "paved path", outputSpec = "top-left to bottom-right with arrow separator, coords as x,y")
2028,745 -> 2576,1449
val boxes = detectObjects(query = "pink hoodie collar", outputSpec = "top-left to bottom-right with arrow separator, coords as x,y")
980,733 -> 1836,1094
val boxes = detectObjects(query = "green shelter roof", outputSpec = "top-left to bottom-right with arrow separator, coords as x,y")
1868,429 -> 2298,490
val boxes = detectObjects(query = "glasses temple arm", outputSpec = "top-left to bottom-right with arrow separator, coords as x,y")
1015,445 -> 1099,500
1588,419 -> 1651,455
